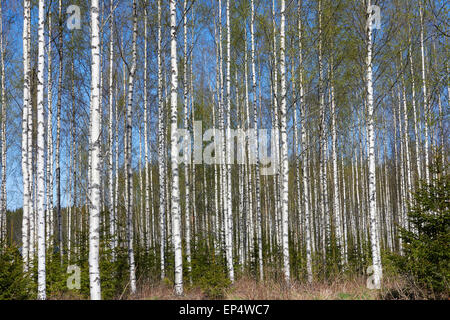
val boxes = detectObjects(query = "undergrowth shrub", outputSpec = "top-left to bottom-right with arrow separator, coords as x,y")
389,167 -> 449,299
0,244 -> 34,299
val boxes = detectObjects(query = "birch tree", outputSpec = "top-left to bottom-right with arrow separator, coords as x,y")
157,0 -> 166,280
125,0 -> 138,294
407,23 -> 421,184
108,0 -> 116,256
170,0 -> 183,296
365,0 -> 382,288
279,0 -> 290,284
143,0 -> 151,254
36,0 -> 46,300
0,0 -> 6,243
297,0 -> 312,283
56,0 -> 63,259
317,0 -> 329,263
250,0 -> 263,281
46,11 -> 53,247
183,0 -> 192,278
224,0 -> 234,283
21,0 -> 31,273
419,1 -> 429,185
89,0 -> 102,300
330,59 -> 343,266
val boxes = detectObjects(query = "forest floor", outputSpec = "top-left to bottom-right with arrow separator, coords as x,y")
127,275 -> 412,300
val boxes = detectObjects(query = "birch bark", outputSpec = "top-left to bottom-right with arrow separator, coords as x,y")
330,60 -> 343,265
297,0 -> 312,283
250,0 -> 263,281
183,0 -> 192,277
89,0 -> 102,300
108,0 -> 115,255
125,0 -> 138,294
0,0 -> 5,242
45,12 -> 53,246
36,0 -> 46,299
157,0 -> 166,280
225,0 -> 234,283
56,0 -> 63,260
279,0 -> 290,284
419,2 -> 429,184
170,0 -> 183,296
366,0 -> 382,287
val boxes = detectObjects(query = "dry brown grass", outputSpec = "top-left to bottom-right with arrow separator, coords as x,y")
130,280 -> 205,300
125,275 -> 409,300
47,290 -> 85,300
47,274 -> 433,300
224,276 -> 379,300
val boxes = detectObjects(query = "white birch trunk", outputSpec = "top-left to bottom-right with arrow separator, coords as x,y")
142,2 -> 150,251
183,0 -> 192,277
243,38 -> 251,263
272,0 -> 281,249
45,12 -> 53,247
22,0 -> 32,270
250,0 -> 263,281
279,0 -> 290,284
157,0 -> 166,279
366,0 -> 382,287
125,0 -> 137,294
108,0 -> 115,256
318,0 -> 328,262
212,33 -> 220,254
400,62 -> 412,217
56,0 -> 63,258
243,34 -> 254,264
397,89 -> 407,232
407,27 -> 422,183
330,61 -> 343,266
138,124 -> 144,248
170,0 -> 183,296
36,0 -> 46,299
189,20 -> 196,248
292,64 -> 302,267
419,2 -> 430,184
89,0 -> 102,300
113,75 -> 119,260
340,156 -> 348,263
0,1 -> 5,242
297,0 -> 312,283
224,0 -> 234,283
